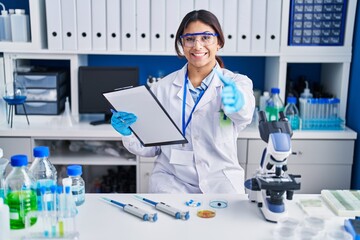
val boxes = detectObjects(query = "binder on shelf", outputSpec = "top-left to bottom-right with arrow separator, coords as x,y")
209,0 -> 223,28
76,0 -> 92,51
107,0 -> 121,51
265,0 -> 282,53
165,0 -> 180,52
136,0 -> 150,52
121,0 -> 136,51
45,0 -> 63,50
251,0 -> 266,52
222,0 -> 237,52
237,0 -> 251,53
61,0 -> 77,50
150,0 -> 166,52
180,0 -> 194,20
91,0 -> 107,51
194,0 -> 209,10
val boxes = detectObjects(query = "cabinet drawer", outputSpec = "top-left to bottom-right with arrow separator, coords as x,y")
16,97 -> 66,115
26,85 -> 67,101
16,71 -> 67,88
0,137 -> 32,159
248,139 -> 354,164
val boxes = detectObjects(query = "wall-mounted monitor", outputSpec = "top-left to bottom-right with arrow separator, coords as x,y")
78,66 -> 139,125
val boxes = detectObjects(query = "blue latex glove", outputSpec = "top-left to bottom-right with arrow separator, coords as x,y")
216,70 -> 245,114
110,109 -> 137,136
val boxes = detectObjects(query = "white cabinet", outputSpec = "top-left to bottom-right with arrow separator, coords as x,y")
0,137 -> 32,159
246,139 -> 354,194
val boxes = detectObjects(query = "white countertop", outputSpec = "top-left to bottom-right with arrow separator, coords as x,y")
0,115 -> 357,140
10,193 -> 349,240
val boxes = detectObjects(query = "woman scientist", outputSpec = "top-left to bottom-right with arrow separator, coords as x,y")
111,10 -> 255,193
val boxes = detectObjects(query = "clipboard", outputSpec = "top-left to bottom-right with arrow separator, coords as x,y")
103,85 -> 188,147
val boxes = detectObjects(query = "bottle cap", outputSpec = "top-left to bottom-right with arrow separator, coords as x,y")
287,96 -> 297,104
10,154 -> 28,167
263,91 -> 269,97
271,88 -> 280,94
1,10 -> 8,16
33,146 -> 50,158
14,9 -> 22,14
67,165 -> 82,176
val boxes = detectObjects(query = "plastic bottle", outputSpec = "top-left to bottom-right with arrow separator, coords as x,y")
299,81 -> 313,128
29,146 -> 57,210
10,9 -> 30,42
0,148 -> 9,200
4,154 -> 37,229
0,198 -> 10,240
0,10 -> 12,41
284,96 -> 300,130
259,91 -> 270,112
265,88 -> 284,121
67,165 -> 85,206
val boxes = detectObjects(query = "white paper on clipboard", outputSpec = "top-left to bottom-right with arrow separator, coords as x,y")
103,85 -> 188,147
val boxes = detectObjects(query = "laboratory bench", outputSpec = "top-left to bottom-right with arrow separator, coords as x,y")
0,117 -> 357,194
9,193 -> 350,240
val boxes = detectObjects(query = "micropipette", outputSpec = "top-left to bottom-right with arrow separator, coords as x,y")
101,197 -> 158,222
135,195 -> 190,220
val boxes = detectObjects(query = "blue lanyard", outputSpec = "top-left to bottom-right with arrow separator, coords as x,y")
182,71 -> 206,135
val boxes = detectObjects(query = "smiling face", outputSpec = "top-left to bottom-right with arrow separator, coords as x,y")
181,21 -> 220,74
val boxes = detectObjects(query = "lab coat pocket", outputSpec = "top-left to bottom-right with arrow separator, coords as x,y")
214,111 -> 233,143
223,169 -> 245,194
169,148 -> 194,166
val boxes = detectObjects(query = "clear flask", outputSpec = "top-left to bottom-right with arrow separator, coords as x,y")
0,148 -> 9,200
265,88 -> 284,121
0,198 -> 10,240
284,96 -> 300,130
259,91 -> 270,112
4,154 -> 37,229
29,146 -> 57,210
67,165 -> 85,206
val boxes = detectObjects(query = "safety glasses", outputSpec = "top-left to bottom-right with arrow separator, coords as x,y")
180,32 -> 219,47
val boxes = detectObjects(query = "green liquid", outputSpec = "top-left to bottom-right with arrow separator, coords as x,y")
266,106 -> 284,121
6,190 -> 37,229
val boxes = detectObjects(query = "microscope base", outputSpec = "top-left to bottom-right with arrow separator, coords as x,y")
257,190 -> 287,223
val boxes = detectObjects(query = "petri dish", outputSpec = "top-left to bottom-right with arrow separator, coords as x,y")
303,216 -> 325,232
325,229 -> 352,240
209,199 -> 228,209
197,210 -> 216,218
273,225 -> 297,240
277,217 -> 300,230
297,226 -> 319,240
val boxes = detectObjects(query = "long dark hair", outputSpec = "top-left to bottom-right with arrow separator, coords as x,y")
175,10 -> 225,68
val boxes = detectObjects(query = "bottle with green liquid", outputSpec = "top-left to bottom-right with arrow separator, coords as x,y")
265,87 -> 284,121
4,154 -> 37,229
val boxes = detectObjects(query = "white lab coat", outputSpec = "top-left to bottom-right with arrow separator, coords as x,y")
122,64 -> 255,193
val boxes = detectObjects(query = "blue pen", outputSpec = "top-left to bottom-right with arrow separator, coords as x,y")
135,195 -> 190,220
101,197 -> 157,222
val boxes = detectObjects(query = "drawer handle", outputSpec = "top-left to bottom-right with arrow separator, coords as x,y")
23,76 -> 47,81
292,151 -> 303,156
25,102 -> 47,107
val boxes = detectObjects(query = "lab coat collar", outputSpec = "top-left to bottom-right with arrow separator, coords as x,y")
174,64 -> 223,109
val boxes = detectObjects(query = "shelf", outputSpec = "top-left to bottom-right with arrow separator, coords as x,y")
50,154 -> 136,166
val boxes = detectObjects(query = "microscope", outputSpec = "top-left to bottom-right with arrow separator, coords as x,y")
246,111 -> 301,223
